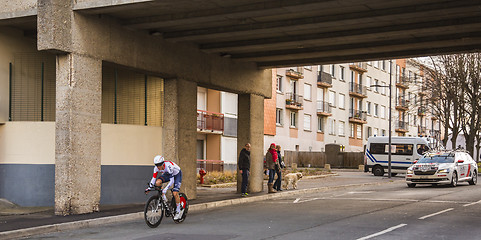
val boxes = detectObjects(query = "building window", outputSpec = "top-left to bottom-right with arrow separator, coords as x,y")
366,76 -> 372,90
373,61 -> 379,68
350,123 -> 355,137
317,117 -> 324,132
339,93 -> 345,109
276,75 -> 283,92
330,64 -> 336,77
339,66 -> 345,81
304,114 -> 311,131
374,128 -> 379,136
374,104 -> 379,117
382,60 -> 386,71
357,125 -> 362,139
290,111 -> 297,128
382,129 -> 386,136
339,121 -> 345,136
304,66 -> 312,71
381,106 -> 386,119
329,119 -> 336,135
367,126 -> 372,139
304,83 -> 312,101
367,101 -> 371,115
350,70 -> 355,82
276,108 -> 283,126
329,91 -> 336,107
374,79 -> 379,92
381,81 -> 386,95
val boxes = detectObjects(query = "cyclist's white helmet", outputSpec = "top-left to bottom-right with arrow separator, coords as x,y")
153,155 -> 164,166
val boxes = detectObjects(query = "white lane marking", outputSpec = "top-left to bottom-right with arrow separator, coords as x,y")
348,191 -> 373,194
293,198 -> 300,203
357,224 -> 407,240
463,200 -> 481,207
418,208 -> 454,220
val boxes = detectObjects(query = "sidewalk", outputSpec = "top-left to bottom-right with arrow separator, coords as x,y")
0,171 -> 403,239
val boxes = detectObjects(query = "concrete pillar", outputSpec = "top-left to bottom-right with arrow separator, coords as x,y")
237,94 -> 264,193
163,79 -> 197,199
55,54 -> 102,215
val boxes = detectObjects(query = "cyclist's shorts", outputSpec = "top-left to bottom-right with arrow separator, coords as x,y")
158,170 -> 182,192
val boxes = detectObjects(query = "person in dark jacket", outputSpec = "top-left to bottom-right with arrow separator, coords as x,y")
238,143 -> 251,197
273,145 -> 285,191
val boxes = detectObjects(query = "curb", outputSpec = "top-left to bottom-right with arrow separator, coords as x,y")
0,179 -> 401,240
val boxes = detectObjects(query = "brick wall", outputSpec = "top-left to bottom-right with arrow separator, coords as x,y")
264,69 -> 277,135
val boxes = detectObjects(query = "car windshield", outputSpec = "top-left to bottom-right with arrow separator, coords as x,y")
418,155 -> 455,164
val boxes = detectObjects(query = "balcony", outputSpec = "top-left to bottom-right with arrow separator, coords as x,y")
430,129 -> 441,138
286,69 -> 303,79
418,107 -> 426,116
418,85 -> 428,96
396,75 -> 410,89
395,121 -> 409,133
349,109 -> 367,124
317,100 -> 332,116
418,126 -> 427,136
286,93 -> 303,110
395,97 -> 409,111
317,72 -> 333,88
197,110 -> 224,134
349,82 -> 367,98
349,62 -> 368,72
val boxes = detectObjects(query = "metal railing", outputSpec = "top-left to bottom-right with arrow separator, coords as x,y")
418,126 -> 427,134
286,93 -> 303,107
197,110 -> 224,132
397,96 -> 408,107
349,82 -> 367,96
395,121 -> 409,130
317,100 -> 331,113
418,106 -> 427,115
197,159 -> 224,172
317,72 -> 332,85
349,109 -> 367,121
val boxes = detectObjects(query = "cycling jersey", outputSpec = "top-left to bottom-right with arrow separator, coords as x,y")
149,161 -> 182,192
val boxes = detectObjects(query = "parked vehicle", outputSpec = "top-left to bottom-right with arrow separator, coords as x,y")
365,136 -> 430,176
406,150 -> 478,187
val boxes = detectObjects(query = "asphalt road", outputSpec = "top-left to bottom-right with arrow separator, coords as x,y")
24,178 -> 481,240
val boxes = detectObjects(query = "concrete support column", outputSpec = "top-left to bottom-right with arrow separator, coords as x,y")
237,94 -> 264,193
163,79 -> 197,199
55,54 -> 102,215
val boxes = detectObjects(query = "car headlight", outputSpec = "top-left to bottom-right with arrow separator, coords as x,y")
407,169 -> 413,174
438,168 -> 450,173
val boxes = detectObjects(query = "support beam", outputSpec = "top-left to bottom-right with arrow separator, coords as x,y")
163,79 -> 198,199
55,53 -> 102,215
237,94 -> 264,193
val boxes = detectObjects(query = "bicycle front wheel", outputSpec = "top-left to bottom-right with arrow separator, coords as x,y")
144,195 -> 164,228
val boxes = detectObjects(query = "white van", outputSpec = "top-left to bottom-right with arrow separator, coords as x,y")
365,136 -> 430,176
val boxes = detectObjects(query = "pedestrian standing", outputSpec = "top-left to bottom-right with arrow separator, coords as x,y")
265,143 -> 280,193
238,143 -> 251,197
273,145 -> 285,191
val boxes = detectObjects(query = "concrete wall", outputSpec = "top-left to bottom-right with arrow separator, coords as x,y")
0,0 -> 36,19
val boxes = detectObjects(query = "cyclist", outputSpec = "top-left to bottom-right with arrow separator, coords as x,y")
145,155 -> 184,220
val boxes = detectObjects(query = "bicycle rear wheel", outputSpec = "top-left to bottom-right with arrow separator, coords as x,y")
172,193 -> 189,223
144,195 -> 164,228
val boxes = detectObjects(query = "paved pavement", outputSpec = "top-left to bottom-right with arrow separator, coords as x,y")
0,170 -> 404,239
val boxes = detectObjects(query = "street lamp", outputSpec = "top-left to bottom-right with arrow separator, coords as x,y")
370,59 -> 393,178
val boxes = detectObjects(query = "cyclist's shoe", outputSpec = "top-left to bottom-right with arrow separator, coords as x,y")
174,208 -> 184,220
241,193 -> 248,197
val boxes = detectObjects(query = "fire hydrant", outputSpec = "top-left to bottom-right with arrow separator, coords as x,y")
199,169 -> 207,184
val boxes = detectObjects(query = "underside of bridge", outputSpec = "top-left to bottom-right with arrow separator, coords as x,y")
74,0 -> 481,67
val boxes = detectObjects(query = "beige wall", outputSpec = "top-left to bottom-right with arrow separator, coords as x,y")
101,124 -> 162,166
207,89 -> 220,113
0,122 -> 163,165
0,122 -> 55,164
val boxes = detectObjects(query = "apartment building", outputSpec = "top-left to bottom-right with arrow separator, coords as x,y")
196,87 -> 238,172
264,59 -> 442,153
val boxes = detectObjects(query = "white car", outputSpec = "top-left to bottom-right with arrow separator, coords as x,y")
406,150 -> 478,188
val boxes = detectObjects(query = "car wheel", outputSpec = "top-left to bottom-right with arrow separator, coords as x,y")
373,165 -> 384,176
407,183 -> 416,188
450,171 -> 458,187
469,170 -> 477,185
391,173 -> 398,177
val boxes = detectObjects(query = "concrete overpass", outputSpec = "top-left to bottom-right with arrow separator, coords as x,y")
1,0 -> 480,215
